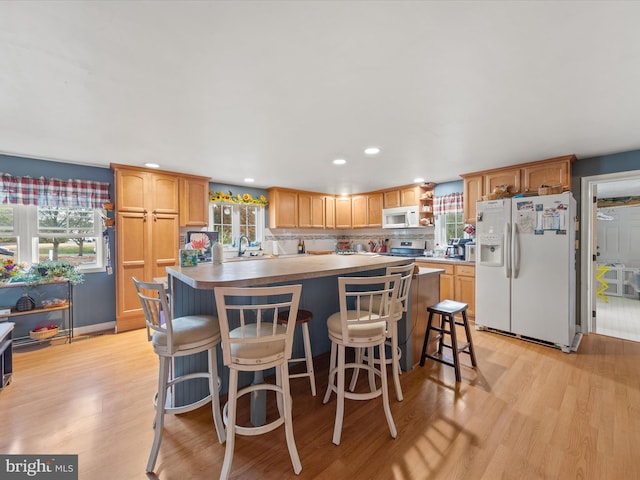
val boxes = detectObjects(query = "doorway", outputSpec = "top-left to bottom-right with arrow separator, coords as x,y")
581,171 -> 640,342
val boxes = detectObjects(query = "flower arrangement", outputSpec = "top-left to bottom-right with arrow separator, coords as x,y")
1,258 -> 27,282
209,190 -> 268,206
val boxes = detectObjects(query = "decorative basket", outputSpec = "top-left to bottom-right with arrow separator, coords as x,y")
15,293 -> 36,312
538,184 -> 563,195
29,326 -> 59,341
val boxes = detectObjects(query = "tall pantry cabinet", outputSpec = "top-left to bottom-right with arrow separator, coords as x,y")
112,164 -> 182,332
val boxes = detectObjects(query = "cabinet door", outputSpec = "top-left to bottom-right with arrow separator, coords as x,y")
351,195 -> 368,228
400,186 -> 419,206
151,173 -> 180,214
324,196 -> 335,229
440,273 -> 455,302
151,213 -> 180,280
298,192 -> 313,228
335,197 -> 352,228
115,211 -> 148,331
268,189 -> 298,228
311,195 -> 325,228
485,167 -> 521,196
180,177 -> 210,227
367,193 -> 383,227
463,175 -> 484,224
115,169 -> 147,212
384,190 -> 401,208
522,159 -> 571,193
455,275 -> 475,317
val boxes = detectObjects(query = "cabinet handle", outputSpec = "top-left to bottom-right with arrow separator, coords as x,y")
143,209 -> 147,221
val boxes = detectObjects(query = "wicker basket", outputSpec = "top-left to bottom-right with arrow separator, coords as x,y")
538,184 -> 563,195
29,326 -> 59,341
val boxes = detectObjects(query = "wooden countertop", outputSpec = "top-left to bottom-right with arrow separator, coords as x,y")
167,254 -> 443,289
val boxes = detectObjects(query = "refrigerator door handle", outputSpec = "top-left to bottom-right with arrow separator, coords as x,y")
505,222 -> 511,278
512,222 -> 520,279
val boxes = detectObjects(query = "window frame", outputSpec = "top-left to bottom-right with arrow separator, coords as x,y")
0,204 -> 106,273
209,202 -> 264,249
435,210 -> 466,247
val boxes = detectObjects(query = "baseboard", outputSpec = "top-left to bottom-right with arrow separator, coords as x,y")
74,321 -> 116,337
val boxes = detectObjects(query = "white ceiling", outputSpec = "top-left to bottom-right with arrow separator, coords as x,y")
2,1 -> 640,195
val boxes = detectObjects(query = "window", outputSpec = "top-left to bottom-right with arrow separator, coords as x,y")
0,204 -> 105,272
435,211 -> 465,246
209,203 -> 264,247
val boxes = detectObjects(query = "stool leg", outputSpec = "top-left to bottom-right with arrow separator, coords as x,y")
389,322 -> 403,401
448,314 -> 462,382
323,341 -> 337,404
147,355 -> 169,473
420,310 -> 435,366
301,322 -> 316,396
220,368 -> 239,480
332,344 -> 347,445
208,347 -> 226,444
379,340 -> 397,439
461,310 -> 477,367
437,314 -> 445,355
348,347 -> 363,392
281,363 -> 302,474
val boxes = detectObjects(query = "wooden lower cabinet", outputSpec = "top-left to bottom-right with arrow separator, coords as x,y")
416,262 -> 475,317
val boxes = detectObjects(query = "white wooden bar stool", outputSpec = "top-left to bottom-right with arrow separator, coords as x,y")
277,308 -> 316,396
133,277 -> 225,474
322,274 -> 401,445
214,284 -> 303,480
350,263 -> 415,401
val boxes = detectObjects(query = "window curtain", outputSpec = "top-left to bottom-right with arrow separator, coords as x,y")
433,192 -> 464,215
0,173 -> 111,208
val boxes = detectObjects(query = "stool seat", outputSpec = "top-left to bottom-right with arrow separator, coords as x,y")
428,299 -> 468,315
420,299 -> 477,383
277,308 -> 313,324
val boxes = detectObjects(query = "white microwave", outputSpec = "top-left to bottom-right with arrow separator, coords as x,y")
382,206 -> 420,229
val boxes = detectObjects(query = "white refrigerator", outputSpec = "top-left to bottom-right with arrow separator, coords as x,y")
475,192 -> 578,352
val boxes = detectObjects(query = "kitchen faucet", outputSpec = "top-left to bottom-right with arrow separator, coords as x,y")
237,235 -> 250,256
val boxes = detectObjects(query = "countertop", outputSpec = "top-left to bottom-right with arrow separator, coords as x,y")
413,257 -> 476,266
167,253 -> 443,289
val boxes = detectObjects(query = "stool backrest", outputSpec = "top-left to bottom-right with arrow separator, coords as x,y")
337,274 -> 400,344
132,277 -> 174,352
214,284 -> 302,370
386,263 -> 415,318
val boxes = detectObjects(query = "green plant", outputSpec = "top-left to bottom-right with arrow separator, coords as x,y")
25,260 -> 84,285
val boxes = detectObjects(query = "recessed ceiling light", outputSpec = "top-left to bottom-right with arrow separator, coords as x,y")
145,163 -> 160,169
414,177 -> 425,183
244,178 -> 255,183
364,147 -> 380,155
333,159 -> 346,165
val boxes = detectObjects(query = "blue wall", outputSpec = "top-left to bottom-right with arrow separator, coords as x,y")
1,154 -> 116,328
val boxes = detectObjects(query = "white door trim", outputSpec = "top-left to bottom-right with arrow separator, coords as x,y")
580,170 -> 640,334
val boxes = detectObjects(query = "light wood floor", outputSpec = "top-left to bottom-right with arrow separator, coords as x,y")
1,327 -> 639,480
596,295 -> 640,343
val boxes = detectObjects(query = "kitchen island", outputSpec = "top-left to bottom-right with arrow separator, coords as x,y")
166,254 -> 443,411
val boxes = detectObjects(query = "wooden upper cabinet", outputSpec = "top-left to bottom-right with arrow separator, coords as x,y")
400,186 -> 420,206
298,192 -> 325,228
150,173 -> 180,214
324,196 -> 336,229
114,169 -> 147,212
462,175 -> 484,224
368,192 -> 383,227
335,196 -> 352,228
267,188 -> 298,228
351,195 -> 368,228
485,167 -> 521,196
522,157 -> 572,193
180,176 -> 210,227
383,190 -> 401,208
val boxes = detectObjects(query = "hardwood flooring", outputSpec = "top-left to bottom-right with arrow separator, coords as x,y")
1,327 -> 639,479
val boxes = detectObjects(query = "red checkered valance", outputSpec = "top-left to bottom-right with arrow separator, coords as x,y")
433,192 -> 464,215
1,173 -> 111,208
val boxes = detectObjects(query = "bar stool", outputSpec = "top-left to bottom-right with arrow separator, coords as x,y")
214,284 -> 303,479
323,274 -> 401,445
277,308 -> 316,396
133,277 -> 226,473
419,299 -> 477,382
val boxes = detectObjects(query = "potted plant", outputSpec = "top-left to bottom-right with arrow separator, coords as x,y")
25,260 -> 84,285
